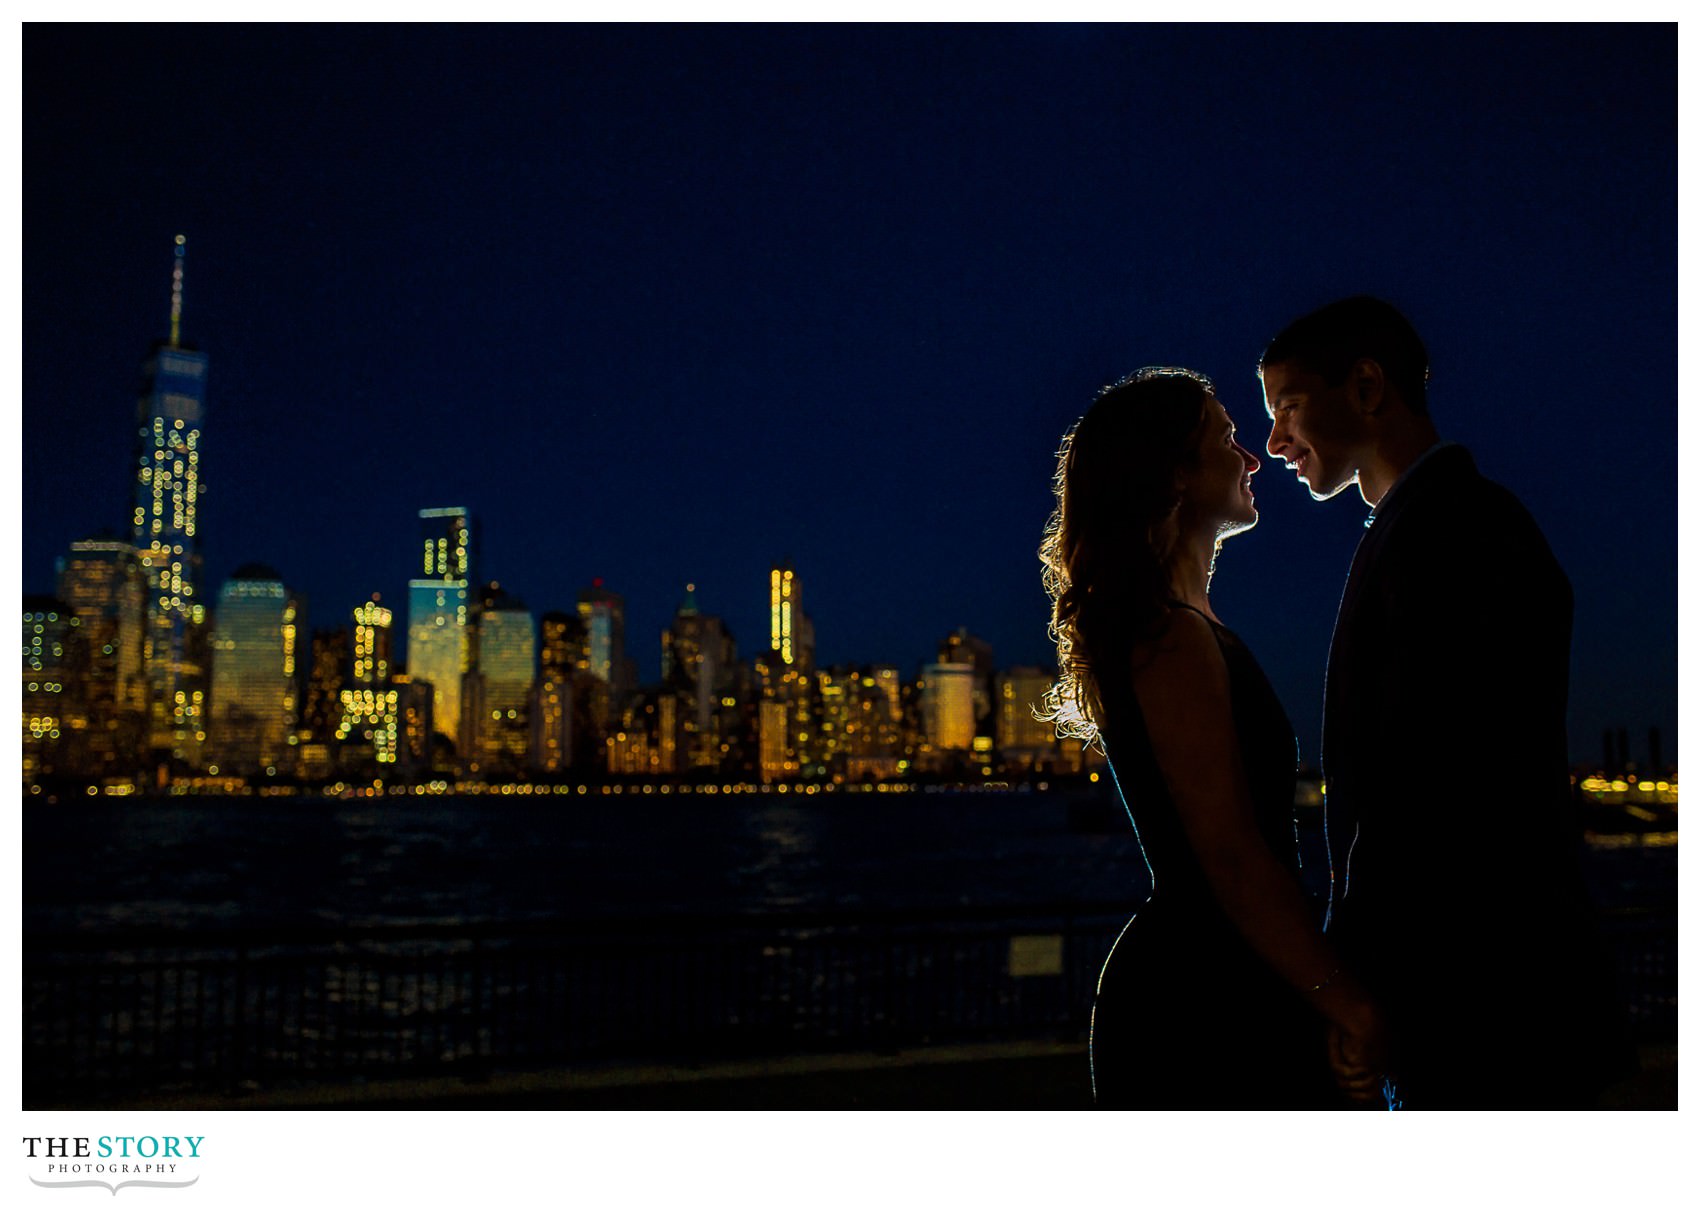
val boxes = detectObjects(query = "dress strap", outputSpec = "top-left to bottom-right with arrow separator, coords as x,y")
1164,599 -> 1235,644
1164,599 -> 1219,626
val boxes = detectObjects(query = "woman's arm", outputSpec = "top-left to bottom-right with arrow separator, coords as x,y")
1133,608 -> 1392,1103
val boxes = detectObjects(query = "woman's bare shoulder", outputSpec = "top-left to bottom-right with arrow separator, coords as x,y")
1129,605 -> 1225,686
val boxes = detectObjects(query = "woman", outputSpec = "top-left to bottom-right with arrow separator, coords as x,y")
1039,367 -> 1391,1109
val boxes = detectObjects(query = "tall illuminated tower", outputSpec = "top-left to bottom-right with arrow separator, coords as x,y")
340,593 -> 401,771
769,562 -> 814,672
131,235 -> 210,768
406,507 -> 473,744
351,593 -> 393,686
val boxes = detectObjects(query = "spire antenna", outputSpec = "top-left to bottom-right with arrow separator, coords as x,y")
169,235 -> 186,347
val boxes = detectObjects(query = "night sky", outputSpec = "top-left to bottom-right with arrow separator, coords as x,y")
23,24 -> 1675,768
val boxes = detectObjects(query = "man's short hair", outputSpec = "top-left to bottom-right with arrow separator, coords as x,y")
1259,296 -> 1430,417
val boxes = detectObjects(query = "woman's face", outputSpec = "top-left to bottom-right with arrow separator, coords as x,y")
1182,396 -> 1261,539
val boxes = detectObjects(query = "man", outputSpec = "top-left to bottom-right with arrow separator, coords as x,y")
1259,296 -> 1628,1108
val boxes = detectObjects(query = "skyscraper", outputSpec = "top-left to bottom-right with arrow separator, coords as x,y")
754,647 -> 808,783
768,562 -> 815,672
406,506 -> 474,745
997,666 -> 1056,774
206,565 -> 300,776
845,666 -> 903,781
55,532 -> 147,775
339,593 -> 401,773
351,593 -> 393,686
577,579 -> 627,713
462,582 -> 535,775
296,627 -> 350,779
22,597 -> 88,783
532,610 -> 580,773
939,626 -> 995,742
919,661 -> 976,761
662,584 -> 736,770
131,236 -> 210,768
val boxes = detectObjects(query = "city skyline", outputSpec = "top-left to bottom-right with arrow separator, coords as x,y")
23,25 -> 1677,765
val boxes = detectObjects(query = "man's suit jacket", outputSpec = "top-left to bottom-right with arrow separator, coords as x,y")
1322,444 -> 1625,1106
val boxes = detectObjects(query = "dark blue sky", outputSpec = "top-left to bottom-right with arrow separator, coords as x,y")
23,24 -> 1675,766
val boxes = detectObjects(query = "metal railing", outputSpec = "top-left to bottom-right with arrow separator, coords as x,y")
24,903 -> 1673,1104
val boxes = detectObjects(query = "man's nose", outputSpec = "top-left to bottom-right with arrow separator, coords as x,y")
1265,421 -> 1286,460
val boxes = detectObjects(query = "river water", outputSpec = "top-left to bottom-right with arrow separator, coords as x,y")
23,787 -> 1670,936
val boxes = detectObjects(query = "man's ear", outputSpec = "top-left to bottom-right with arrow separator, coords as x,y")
1347,358 -> 1387,415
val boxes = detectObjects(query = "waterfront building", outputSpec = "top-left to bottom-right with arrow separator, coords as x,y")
540,609 -> 587,676
755,647 -> 814,782
131,236 -> 210,769
576,579 -> 629,710
296,628 -> 349,779
758,697 -> 794,781
662,584 -> 736,770
531,611 -> 579,774
22,596 -> 88,783
938,626 -> 995,745
768,562 -> 815,672
351,593 -> 393,686
607,690 -> 683,776
55,532 -> 147,775
461,583 -> 535,775
841,665 -> 903,781
338,684 -> 401,769
918,661 -> 977,770
206,565 -> 301,776
393,673 -> 434,775
997,666 -> 1057,773
715,661 -> 761,777
813,667 -> 850,776
335,593 -> 402,774
407,507 -> 474,746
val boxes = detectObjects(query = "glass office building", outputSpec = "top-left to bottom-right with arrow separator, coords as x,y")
406,507 -> 474,744
207,565 -> 300,775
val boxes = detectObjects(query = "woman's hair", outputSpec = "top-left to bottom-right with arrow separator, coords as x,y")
1037,367 -> 1215,747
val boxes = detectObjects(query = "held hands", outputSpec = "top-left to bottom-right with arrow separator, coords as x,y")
1327,1002 -> 1396,1109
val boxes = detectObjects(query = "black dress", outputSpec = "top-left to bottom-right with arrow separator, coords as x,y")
1089,604 -> 1339,1109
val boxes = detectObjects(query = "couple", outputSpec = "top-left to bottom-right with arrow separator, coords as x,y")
1041,297 -> 1628,1110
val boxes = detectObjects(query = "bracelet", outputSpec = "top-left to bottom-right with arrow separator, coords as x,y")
1308,966 -> 1341,994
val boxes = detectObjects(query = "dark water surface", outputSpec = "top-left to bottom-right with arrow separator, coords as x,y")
23,790 -> 1158,933
23,789 -> 1671,936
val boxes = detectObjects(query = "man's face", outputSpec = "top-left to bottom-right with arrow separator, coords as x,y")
1260,360 -> 1369,501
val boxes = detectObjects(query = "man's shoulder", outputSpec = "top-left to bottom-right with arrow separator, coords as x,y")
1365,448 -> 1569,605
1379,446 -> 1549,545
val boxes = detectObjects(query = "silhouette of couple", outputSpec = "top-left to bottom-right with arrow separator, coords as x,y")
1041,297 -> 1629,1110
